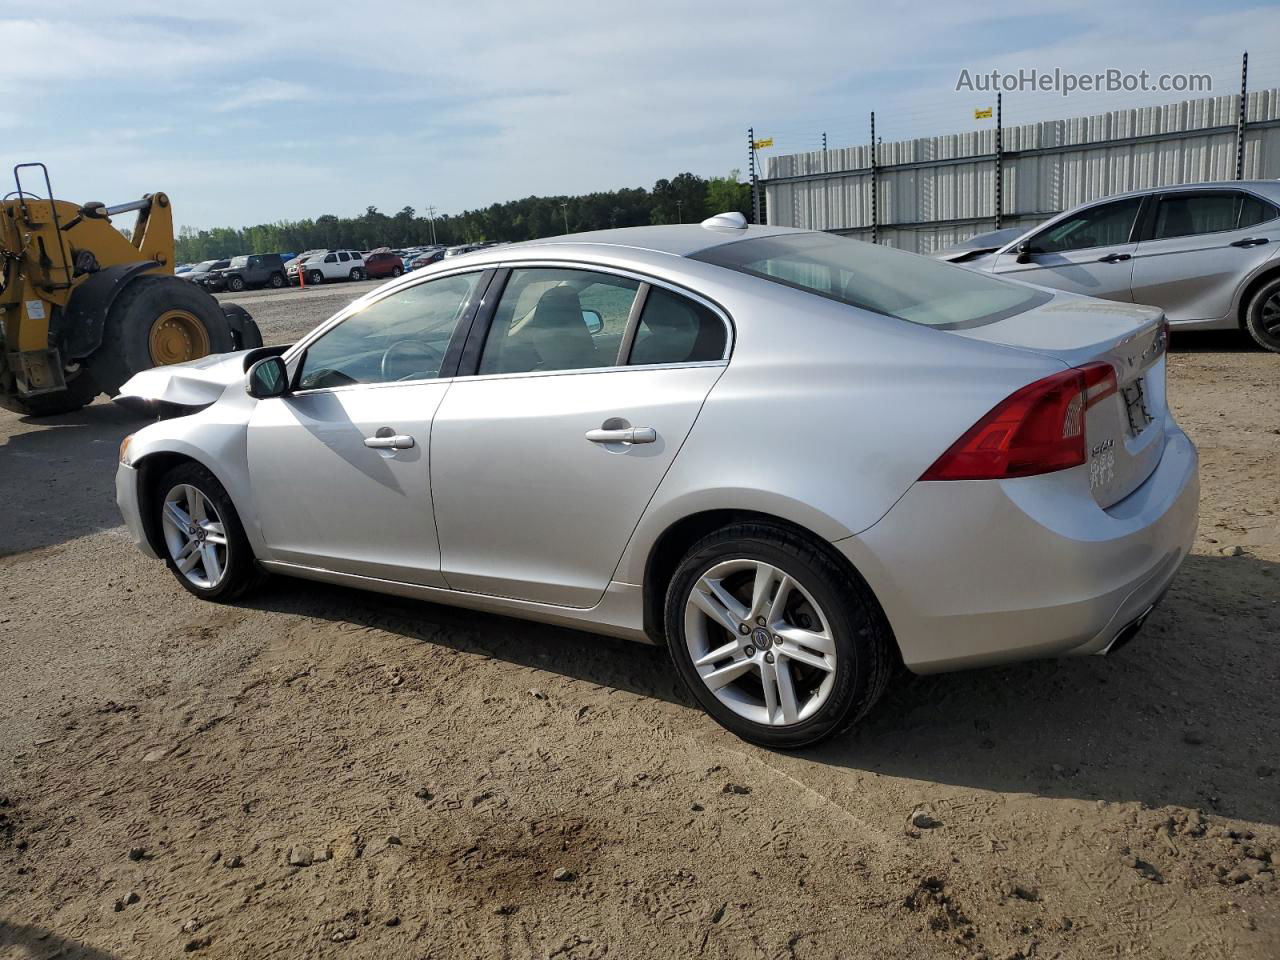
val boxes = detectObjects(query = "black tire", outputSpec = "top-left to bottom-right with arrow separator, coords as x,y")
90,275 -> 235,395
392,266 -> 403,277
227,275 -> 246,293
1244,275 -> 1280,353
349,268 -> 363,281
0,369 -> 100,417
268,272 -> 285,289
153,461 -> 261,602
664,522 -> 895,749
308,270 -> 324,285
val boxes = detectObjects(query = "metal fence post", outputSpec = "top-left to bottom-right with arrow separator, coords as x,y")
1236,51 -> 1249,180
870,112 -> 878,244
748,127 -> 760,224
994,92 -> 1003,228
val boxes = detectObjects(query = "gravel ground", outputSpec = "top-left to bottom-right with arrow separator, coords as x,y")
1,288 -> 1277,959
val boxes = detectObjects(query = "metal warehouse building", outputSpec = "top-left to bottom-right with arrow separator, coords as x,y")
763,88 -> 1280,253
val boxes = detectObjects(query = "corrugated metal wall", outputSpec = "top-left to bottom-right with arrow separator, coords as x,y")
763,89 -> 1280,254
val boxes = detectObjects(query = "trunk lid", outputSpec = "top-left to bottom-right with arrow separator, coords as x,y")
949,294 -> 1169,508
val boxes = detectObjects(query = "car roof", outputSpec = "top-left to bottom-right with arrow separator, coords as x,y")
1087,179 -> 1280,204
499,222 -> 809,259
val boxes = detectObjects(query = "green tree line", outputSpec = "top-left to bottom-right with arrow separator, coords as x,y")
176,171 -> 752,262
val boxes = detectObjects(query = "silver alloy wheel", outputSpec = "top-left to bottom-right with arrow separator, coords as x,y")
160,483 -> 229,589
684,558 -> 837,726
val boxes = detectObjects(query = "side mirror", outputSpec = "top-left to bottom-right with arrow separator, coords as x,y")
582,308 -> 604,334
246,356 -> 289,399
1015,241 -> 1033,264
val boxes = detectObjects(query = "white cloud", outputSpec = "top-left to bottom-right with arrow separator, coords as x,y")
214,79 -> 311,113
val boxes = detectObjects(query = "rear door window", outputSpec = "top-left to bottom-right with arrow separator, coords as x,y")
1151,193 -> 1239,240
478,268 -> 639,374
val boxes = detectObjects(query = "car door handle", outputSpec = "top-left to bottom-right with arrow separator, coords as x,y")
585,426 -> 657,444
1097,253 -> 1132,263
1230,237 -> 1270,248
364,434 -> 415,449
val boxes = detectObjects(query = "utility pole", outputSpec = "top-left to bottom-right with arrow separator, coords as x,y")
425,205 -> 438,245
1236,51 -> 1249,180
748,126 -> 759,224
560,202 -> 569,234
676,199 -> 683,222
822,131 -> 828,174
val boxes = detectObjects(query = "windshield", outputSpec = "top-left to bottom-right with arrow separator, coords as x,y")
193,260 -> 218,272
692,232 -> 1049,329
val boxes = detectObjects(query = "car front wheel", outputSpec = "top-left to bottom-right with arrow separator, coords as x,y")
307,270 -> 324,285
227,276 -> 245,292
665,522 -> 895,748
155,462 -> 260,601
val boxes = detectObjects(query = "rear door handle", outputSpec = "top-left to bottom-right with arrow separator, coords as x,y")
1230,237 -> 1270,248
586,426 -> 657,444
364,434 -> 415,449
1097,252 -> 1132,263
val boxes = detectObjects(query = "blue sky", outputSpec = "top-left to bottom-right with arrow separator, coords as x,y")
4,0 -> 1278,230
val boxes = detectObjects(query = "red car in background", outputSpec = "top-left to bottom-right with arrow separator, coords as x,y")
363,250 -> 404,279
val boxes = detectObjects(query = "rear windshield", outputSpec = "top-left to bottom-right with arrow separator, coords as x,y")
692,232 -> 1049,329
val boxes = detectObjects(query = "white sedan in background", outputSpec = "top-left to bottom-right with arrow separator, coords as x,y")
936,180 -> 1280,352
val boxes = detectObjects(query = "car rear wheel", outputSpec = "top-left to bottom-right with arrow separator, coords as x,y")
155,462 -> 260,601
392,266 -> 403,277
1244,276 -> 1280,353
349,268 -> 364,281
665,522 -> 895,748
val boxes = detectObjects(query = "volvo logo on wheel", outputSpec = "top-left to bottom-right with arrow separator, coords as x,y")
752,627 -> 771,648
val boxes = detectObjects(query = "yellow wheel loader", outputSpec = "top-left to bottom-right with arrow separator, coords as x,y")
0,163 -> 260,416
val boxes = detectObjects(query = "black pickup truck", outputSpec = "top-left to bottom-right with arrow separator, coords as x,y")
203,253 -> 288,292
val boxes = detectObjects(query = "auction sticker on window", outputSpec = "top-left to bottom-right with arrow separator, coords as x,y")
24,300 -> 46,320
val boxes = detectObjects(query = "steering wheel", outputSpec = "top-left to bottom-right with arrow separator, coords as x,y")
380,339 -> 444,382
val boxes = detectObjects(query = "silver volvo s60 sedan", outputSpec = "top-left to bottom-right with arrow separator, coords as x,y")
115,214 -> 1199,747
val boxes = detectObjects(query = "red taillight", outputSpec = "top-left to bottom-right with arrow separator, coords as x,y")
921,362 -> 1117,481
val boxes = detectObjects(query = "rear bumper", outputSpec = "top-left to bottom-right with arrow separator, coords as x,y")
116,462 -> 159,560
836,421 -> 1199,673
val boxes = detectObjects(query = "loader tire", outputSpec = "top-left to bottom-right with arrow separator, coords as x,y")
90,275 -> 235,395
0,369 -> 101,417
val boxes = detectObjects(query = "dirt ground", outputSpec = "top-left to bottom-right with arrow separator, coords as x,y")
1,286 -> 1278,959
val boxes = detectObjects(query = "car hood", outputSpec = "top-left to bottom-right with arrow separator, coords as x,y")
114,350 -> 256,409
